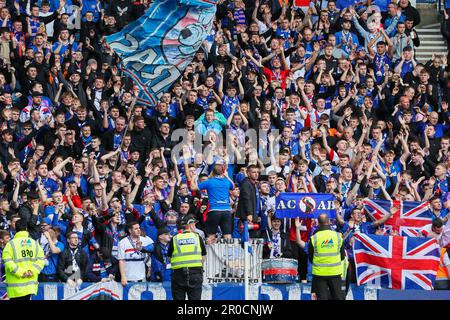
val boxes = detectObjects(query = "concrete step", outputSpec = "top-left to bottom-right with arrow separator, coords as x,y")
419,23 -> 441,28
418,37 -> 445,41
419,33 -> 445,37
420,40 -> 446,45
416,29 -> 443,33
417,45 -> 448,50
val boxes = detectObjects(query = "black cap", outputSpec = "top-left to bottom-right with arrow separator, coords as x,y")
290,55 -> 301,63
181,214 -> 197,226
1,128 -> 13,136
157,227 -> 170,237
71,69 -> 82,76
102,55 -> 113,65
357,83 -> 367,89
31,91 -> 42,97
27,191 -> 40,200
247,66 -> 259,74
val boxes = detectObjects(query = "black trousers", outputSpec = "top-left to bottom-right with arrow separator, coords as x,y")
9,294 -> 32,301
312,275 -> 344,300
38,274 -> 59,282
171,268 -> 203,300
290,241 -> 308,281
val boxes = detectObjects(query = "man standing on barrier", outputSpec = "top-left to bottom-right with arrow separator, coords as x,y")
2,219 -> 45,300
168,214 -> 206,300
308,214 -> 345,300
190,163 -> 235,243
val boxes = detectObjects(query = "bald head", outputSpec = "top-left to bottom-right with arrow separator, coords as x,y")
318,214 -> 330,226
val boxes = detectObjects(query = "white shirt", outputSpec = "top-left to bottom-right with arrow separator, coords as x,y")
118,236 -> 153,281
39,12 -> 55,37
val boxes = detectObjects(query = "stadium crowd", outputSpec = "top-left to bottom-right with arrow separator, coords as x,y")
0,0 -> 449,290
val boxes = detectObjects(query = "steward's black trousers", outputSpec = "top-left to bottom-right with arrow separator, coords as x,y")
171,267 -> 203,300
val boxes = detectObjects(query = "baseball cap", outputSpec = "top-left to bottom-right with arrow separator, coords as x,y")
290,55 -> 301,64
181,214 -> 197,226
165,209 -> 178,217
357,83 -> 367,89
157,227 -> 171,237
31,91 -> 42,97
71,69 -> 82,76
27,191 -> 40,200
1,128 -> 13,136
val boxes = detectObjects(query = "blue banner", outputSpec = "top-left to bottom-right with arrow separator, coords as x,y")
0,282 -> 377,300
275,193 -> 336,219
3,282 -> 450,300
105,0 -> 217,106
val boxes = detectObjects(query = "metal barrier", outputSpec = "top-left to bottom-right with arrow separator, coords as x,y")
204,238 -> 264,285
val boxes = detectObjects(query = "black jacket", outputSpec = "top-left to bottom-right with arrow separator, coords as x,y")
313,172 -> 339,193
18,204 -> 41,240
0,130 -> 39,166
57,246 -> 89,282
54,142 -> 83,160
85,253 -> 118,282
130,127 -> 152,158
102,130 -> 124,152
92,213 -> 127,252
262,229 -> 293,259
235,178 -> 257,220
401,2 -> 421,26
150,132 -> 177,159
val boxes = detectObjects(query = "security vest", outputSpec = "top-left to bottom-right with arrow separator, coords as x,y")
436,248 -> 449,280
1,231 -> 45,299
171,232 -> 203,270
311,229 -> 343,276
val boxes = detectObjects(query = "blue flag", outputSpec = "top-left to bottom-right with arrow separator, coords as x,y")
241,220 -> 252,255
105,0 -> 217,106
275,193 -> 336,219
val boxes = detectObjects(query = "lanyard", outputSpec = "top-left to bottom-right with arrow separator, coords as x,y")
70,248 -> 79,272
128,236 -> 141,254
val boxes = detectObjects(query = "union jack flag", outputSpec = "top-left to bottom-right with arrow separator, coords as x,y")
353,233 -> 440,290
0,288 -> 7,300
363,199 -> 432,237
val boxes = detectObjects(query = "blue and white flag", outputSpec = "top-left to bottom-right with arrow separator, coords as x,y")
275,193 -> 336,219
241,220 -> 253,255
105,0 -> 217,106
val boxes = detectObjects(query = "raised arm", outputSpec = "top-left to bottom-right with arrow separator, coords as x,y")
294,218 -> 306,248
52,157 -> 73,179
373,205 -> 394,227
126,176 -> 143,209
164,177 -> 176,205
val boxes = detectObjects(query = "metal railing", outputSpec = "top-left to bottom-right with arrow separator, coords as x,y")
204,238 -> 264,285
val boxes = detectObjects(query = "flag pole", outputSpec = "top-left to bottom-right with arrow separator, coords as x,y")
244,241 -> 249,300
